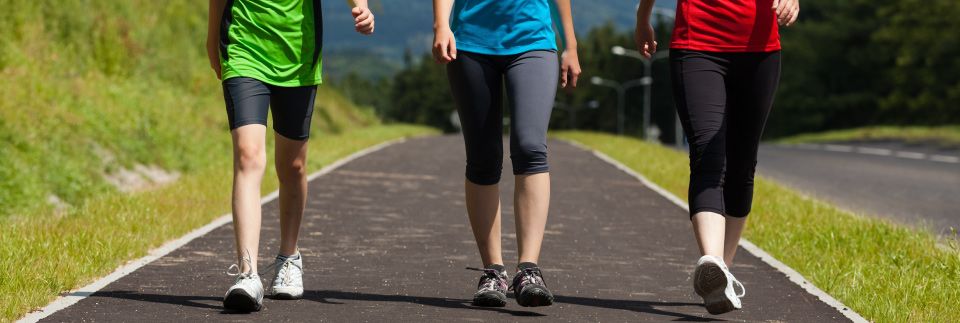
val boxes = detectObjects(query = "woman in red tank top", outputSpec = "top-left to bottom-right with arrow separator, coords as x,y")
635,0 -> 799,315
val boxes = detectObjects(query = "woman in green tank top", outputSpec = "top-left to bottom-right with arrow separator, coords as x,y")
205,0 -> 375,312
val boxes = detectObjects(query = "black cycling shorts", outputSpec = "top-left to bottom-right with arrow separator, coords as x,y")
222,77 -> 318,140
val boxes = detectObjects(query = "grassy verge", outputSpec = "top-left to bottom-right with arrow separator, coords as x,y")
554,131 -> 960,323
0,124 -> 437,322
777,125 -> 960,146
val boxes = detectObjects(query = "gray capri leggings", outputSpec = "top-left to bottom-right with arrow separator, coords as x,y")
446,50 -> 559,185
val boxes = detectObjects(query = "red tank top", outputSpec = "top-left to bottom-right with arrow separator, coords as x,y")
671,0 -> 781,52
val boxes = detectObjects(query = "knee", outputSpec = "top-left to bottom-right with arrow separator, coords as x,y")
235,143 -> 266,174
724,160 -> 758,185
511,138 -> 548,175
464,140 -> 502,185
689,152 -> 725,185
466,158 -> 502,185
277,158 -> 307,183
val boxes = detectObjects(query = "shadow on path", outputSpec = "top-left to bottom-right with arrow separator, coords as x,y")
554,295 -> 721,322
90,291 -> 221,310
304,290 -> 720,321
305,290 -> 546,316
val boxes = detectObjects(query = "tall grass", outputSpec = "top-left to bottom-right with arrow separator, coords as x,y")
0,0 -> 379,218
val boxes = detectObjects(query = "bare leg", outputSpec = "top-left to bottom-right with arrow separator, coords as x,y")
691,211 -> 726,261
514,173 -> 550,264
465,180 -> 503,266
723,217 -> 747,265
274,133 -> 309,257
231,125 -> 268,273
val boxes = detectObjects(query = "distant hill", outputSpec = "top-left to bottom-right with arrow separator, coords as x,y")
322,0 -> 677,79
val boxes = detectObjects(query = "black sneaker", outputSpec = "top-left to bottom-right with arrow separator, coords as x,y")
510,262 -> 554,307
467,265 -> 509,307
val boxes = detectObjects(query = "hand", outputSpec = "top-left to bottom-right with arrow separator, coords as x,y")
772,0 -> 800,26
352,7 -> 375,35
634,22 -> 657,59
432,27 -> 457,64
560,49 -> 581,89
206,40 -> 222,80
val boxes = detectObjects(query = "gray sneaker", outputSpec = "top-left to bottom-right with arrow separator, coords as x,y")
268,252 -> 304,299
468,266 -> 509,307
223,264 -> 264,312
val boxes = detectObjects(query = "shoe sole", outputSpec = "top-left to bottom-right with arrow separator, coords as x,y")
694,262 -> 735,315
472,291 -> 507,307
223,289 -> 262,312
272,287 -> 304,300
516,287 -> 554,307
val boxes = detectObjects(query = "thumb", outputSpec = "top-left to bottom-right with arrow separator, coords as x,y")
352,7 -> 362,17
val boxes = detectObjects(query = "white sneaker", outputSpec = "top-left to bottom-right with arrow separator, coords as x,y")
268,252 -> 304,299
693,255 -> 745,314
223,266 -> 264,312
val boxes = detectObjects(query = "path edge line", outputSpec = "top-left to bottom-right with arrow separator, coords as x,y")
18,138 -> 407,323
564,140 -> 869,323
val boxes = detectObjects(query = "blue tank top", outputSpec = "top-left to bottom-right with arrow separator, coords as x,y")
450,0 -> 558,55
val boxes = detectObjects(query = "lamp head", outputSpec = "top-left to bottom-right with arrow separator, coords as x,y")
611,46 -> 626,56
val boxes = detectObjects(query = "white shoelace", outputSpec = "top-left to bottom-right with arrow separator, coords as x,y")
732,277 -> 746,298
263,257 -> 301,285
226,249 -> 256,279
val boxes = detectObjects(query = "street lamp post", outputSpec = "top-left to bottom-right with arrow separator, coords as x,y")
591,76 -> 646,136
612,7 -> 685,148
611,45 -> 673,143
553,100 -> 600,130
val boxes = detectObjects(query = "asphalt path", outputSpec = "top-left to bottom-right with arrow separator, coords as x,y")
37,136 -> 850,322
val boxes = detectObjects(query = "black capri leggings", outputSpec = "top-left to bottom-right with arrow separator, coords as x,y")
447,50 -> 559,185
670,49 -> 781,218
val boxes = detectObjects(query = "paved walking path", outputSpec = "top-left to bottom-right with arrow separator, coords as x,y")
39,136 -> 850,322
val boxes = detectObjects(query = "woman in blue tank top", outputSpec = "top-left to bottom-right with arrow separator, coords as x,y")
433,0 -> 581,308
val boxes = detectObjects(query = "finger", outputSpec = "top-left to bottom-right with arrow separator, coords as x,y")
442,41 -> 453,62
652,40 -> 658,54
351,7 -> 362,17
772,0 -> 780,10
642,43 -> 652,58
560,65 -> 568,88
778,0 -> 791,21
786,6 -> 799,26
355,17 -> 373,29
448,40 -> 457,60
355,9 -> 370,22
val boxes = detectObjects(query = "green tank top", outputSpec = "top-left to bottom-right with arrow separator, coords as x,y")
220,0 -> 323,87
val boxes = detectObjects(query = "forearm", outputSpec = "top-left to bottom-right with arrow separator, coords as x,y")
207,0 -> 226,46
637,0 -> 656,23
433,0 -> 454,30
552,0 -> 577,50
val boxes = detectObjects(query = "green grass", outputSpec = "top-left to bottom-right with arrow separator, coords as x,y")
554,131 -> 960,323
777,125 -> 960,146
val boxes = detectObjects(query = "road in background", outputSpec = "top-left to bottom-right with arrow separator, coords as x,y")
758,141 -> 960,234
